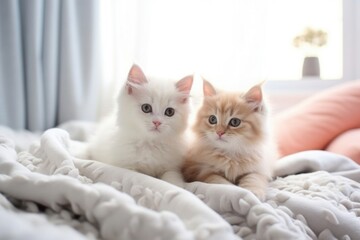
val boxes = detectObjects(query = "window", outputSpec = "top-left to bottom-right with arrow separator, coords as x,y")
99,0 -> 358,112
264,0 -> 342,81
133,0 -> 342,84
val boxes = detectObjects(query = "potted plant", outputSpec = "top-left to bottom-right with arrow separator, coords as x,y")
293,27 -> 327,78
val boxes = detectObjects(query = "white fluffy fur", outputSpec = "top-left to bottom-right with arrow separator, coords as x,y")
88,75 -> 191,178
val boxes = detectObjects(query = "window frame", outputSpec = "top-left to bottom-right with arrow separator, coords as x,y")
343,0 -> 360,82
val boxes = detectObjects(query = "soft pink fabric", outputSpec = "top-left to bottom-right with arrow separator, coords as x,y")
326,129 -> 360,164
275,80 -> 360,163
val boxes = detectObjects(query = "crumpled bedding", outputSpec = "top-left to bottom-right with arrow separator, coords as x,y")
1,122 -> 360,240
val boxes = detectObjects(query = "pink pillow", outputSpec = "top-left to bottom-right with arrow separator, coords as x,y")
275,80 -> 360,161
326,129 -> 360,164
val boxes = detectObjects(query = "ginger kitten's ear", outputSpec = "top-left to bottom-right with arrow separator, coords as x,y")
203,79 -> 216,97
127,64 -> 147,94
176,75 -> 193,103
245,83 -> 264,111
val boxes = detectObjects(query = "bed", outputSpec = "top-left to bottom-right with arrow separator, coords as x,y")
1,121 -> 360,240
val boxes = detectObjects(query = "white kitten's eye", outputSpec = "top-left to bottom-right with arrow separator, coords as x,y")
229,118 -> 241,127
164,107 -> 175,117
141,104 -> 152,113
208,115 -> 217,125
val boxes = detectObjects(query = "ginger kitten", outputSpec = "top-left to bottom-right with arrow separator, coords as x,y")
88,64 -> 193,180
182,80 -> 277,200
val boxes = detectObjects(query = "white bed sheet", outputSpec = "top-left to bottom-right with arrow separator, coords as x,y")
1,122 -> 360,240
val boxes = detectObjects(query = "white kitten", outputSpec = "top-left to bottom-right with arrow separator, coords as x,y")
88,64 -> 193,181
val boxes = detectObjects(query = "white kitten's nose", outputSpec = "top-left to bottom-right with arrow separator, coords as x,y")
152,120 -> 162,128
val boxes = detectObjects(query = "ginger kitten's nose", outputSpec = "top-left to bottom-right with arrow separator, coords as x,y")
216,130 -> 225,137
153,120 -> 162,128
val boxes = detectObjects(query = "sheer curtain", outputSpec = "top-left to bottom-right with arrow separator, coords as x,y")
99,0 -> 345,118
0,0 -> 100,131
98,0 -> 267,118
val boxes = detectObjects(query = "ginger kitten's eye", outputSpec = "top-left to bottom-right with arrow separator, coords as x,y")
164,107 -> 175,117
229,118 -> 241,127
141,104 -> 152,113
208,115 -> 217,125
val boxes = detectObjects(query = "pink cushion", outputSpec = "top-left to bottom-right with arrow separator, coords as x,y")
275,80 -> 360,161
326,129 -> 360,164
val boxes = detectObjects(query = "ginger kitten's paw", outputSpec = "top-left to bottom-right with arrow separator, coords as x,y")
244,186 -> 266,201
203,174 -> 233,185
237,172 -> 268,201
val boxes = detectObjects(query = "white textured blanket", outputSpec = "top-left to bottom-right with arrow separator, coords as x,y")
1,123 -> 360,240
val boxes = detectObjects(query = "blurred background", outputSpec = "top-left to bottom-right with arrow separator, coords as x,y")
0,0 -> 359,131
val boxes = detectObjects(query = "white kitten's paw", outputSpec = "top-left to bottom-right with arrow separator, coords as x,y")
68,140 -> 90,159
160,171 -> 185,188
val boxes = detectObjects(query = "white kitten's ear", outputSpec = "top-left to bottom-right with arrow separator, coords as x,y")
203,79 -> 216,97
245,83 -> 264,111
127,64 -> 147,94
176,75 -> 193,103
